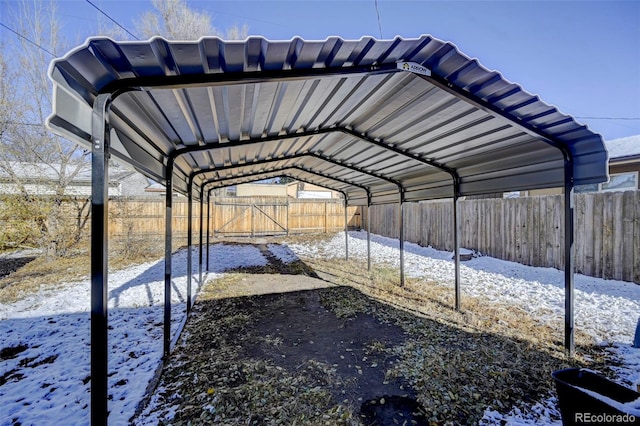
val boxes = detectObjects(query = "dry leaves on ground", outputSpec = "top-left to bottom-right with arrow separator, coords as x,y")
135,237 -> 613,425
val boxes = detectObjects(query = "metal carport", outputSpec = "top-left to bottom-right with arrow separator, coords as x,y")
46,35 -> 608,425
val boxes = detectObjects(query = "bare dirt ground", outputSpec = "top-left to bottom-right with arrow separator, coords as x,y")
134,237 -> 611,426
0,250 -> 38,280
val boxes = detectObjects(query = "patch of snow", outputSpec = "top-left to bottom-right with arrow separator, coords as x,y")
574,385 -> 640,417
267,243 -> 299,264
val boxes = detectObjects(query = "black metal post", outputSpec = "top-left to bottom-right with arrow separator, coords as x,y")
564,160 -> 575,356
367,193 -> 372,271
344,194 -> 349,261
163,161 -> 173,359
186,178 -> 193,314
199,185 -> 205,289
453,187 -> 461,311
206,188 -> 212,271
399,190 -> 405,287
91,93 -> 110,426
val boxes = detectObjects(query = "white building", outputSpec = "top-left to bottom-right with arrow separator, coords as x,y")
0,161 -> 154,198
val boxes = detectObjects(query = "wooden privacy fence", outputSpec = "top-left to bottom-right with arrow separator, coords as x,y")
366,191 -> 640,284
109,196 -> 362,242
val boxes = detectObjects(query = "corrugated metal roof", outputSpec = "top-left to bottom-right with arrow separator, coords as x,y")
46,35 -> 608,205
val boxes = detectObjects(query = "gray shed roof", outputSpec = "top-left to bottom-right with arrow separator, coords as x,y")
46,35 -> 608,205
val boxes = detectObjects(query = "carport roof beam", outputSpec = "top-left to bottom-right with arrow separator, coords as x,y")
201,166 -> 371,195
187,152 -> 402,200
166,125 -> 455,190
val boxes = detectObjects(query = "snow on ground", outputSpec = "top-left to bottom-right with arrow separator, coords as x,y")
0,244 -> 267,426
1,233 -> 639,425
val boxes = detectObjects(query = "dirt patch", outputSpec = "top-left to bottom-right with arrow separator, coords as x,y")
0,344 -> 28,360
0,254 -> 37,280
360,395 -> 428,425
245,288 -> 413,402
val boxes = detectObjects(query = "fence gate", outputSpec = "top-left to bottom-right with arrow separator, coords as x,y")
214,201 -> 288,236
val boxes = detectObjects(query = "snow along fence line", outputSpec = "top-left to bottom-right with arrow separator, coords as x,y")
365,190 -> 640,284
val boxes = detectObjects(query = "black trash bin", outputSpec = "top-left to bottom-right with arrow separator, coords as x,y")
552,368 -> 640,425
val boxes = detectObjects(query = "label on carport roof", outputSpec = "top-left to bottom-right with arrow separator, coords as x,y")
397,61 -> 431,77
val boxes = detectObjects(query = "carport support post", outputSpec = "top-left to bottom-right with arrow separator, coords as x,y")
91,93 -> 110,426
198,185 -> 205,289
206,189 -> 212,271
453,188 -> 461,311
399,190 -> 405,287
367,193 -> 372,271
343,194 -> 349,261
186,177 -> 193,314
564,161 -> 575,356
164,160 -> 174,359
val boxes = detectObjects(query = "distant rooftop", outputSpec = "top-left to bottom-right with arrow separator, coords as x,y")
605,135 -> 640,159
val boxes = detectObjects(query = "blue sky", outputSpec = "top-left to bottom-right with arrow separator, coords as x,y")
2,0 -> 639,140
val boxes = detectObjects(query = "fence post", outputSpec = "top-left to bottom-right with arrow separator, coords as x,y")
324,200 -> 328,234
250,203 -> 254,237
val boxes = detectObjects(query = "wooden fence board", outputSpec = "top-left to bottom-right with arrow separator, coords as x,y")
592,194 -> 603,277
501,200 -> 508,261
574,194 -> 586,275
516,199 -> 524,262
528,197 -> 536,267
602,192 -> 614,279
583,194 -> 595,277
612,192 -> 624,280
505,198 -> 513,262
621,191 -> 635,283
554,196 -> 564,270
635,191 -> 640,284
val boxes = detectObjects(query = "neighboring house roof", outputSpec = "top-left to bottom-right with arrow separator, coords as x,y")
145,182 -> 166,192
0,162 -> 154,196
604,135 -> 640,160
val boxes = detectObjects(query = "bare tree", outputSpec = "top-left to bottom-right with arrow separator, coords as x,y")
0,0 -> 90,257
136,0 -> 248,40
0,49 -> 20,149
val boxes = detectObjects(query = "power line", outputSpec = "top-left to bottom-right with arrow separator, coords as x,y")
374,0 -> 383,39
0,22 -> 56,57
2,121 -> 45,127
85,0 -> 139,40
